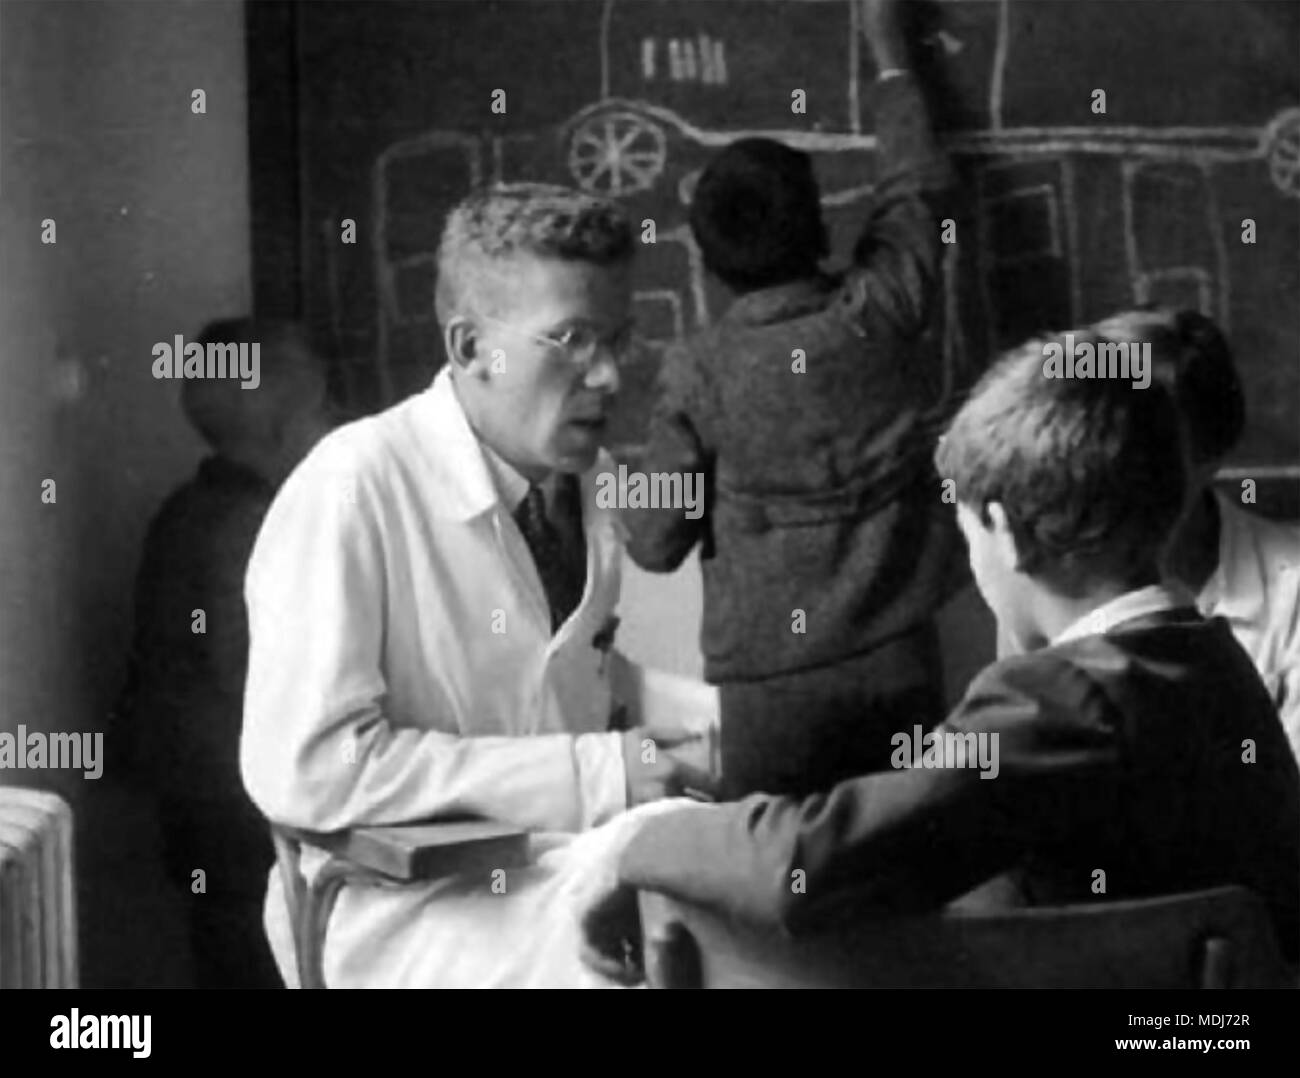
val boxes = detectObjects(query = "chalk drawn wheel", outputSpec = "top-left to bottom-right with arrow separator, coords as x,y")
1264,107 -> 1300,198
568,109 -> 666,197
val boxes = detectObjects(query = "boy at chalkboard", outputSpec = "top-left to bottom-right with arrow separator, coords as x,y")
1128,306 -> 1300,769
622,0 -> 966,798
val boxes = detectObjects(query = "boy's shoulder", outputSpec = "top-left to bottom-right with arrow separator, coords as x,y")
674,276 -> 862,363
954,645 -> 1114,732
956,613 -> 1270,734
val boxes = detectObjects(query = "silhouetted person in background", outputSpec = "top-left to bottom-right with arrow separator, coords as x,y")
114,318 -> 337,988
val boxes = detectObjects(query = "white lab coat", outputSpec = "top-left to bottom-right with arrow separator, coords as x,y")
241,366 -> 641,987
1198,493 -> 1300,767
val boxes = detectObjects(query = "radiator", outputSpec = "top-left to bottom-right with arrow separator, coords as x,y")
0,787 -> 77,987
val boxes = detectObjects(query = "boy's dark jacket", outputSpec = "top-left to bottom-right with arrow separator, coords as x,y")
624,74 -> 967,683
619,609 -> 1300,962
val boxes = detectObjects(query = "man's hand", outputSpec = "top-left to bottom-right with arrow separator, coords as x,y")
621,726 -> 719,806
579,882 -> 645,985
858,0 -> 909,75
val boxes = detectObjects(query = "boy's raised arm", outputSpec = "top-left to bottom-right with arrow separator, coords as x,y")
844,0 -> 954,337
621,342 -> 712,574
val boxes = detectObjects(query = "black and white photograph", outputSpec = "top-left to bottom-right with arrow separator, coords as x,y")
1,0 -> 1298,1050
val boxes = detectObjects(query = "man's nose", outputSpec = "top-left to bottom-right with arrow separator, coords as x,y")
584,350 -> 620,395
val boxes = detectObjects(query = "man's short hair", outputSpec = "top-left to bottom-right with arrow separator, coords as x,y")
434,183 -> 634,323
1096,307 -> 1244,468
182,318 -> 323,453
689,137 -> 827,293
934,325 -> 1187,593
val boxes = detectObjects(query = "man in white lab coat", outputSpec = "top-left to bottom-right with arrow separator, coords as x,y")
241,184 -> 714,988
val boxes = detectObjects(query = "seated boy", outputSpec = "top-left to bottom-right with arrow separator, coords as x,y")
1116,307 -> 1300,769
622,0 -> 965,798
580,323 -> 1300,980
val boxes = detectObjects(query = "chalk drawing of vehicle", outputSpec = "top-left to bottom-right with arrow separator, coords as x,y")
365,0 -> 1298,421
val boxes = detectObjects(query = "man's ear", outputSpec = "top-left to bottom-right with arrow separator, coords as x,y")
985,501 -> 1026,573
443,315 -> 482,377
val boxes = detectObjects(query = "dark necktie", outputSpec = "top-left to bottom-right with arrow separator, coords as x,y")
513,479 -> 586,633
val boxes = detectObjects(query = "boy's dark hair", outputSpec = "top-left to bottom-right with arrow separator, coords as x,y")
1097,307 -> 1244,468
689,138 -> 828,292
934,326 -> 1187,595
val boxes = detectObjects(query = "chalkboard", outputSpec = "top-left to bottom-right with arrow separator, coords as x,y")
279,0 -> 1300,475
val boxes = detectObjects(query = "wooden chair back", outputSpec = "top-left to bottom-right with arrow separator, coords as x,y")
640,886 -> 1293,989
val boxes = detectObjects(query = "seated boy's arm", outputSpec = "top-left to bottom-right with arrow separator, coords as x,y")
617,655 -> 1120,930
622,345 -> 712,573
842,72 -> 954,340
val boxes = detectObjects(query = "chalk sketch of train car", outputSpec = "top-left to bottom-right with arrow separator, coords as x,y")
559,95 -> 1300,202
366,0 -> 1300,427
559,96 -> 1298,304
370,99 -> 1298,404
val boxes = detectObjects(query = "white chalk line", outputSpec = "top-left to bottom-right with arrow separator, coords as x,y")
1060,159 -> 1083,325
982,183 -> 1063,259
1218,467 -> 1300,479
1202,159 -> 1232,333
558,98 -> 1268,162
633,288 -> 686,342
599,0 -> 614,100
848,0 -> 861,136
991,0 -> 1009,133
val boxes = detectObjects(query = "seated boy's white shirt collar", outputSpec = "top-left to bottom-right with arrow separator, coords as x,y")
416,366 -> 615,530
1052,583 -> 1188,646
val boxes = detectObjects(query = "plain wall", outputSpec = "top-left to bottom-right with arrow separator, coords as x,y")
620,555 -> 995,709
0,0 -> 250,986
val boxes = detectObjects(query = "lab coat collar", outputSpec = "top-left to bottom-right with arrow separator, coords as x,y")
408,366 -> 622,534
404,367 -> 502,522
478,434 -> 532,513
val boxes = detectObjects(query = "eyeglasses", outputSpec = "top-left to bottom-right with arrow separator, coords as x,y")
475,314 -> 638,374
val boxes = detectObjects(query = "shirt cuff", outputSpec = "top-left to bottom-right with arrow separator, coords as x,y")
615,799 -> 716,887
575,730 -> 628,829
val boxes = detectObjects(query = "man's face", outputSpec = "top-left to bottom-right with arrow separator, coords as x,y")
467,253 -> 630,478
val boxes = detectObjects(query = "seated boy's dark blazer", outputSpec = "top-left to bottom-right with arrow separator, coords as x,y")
619,607 -> 1300,961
